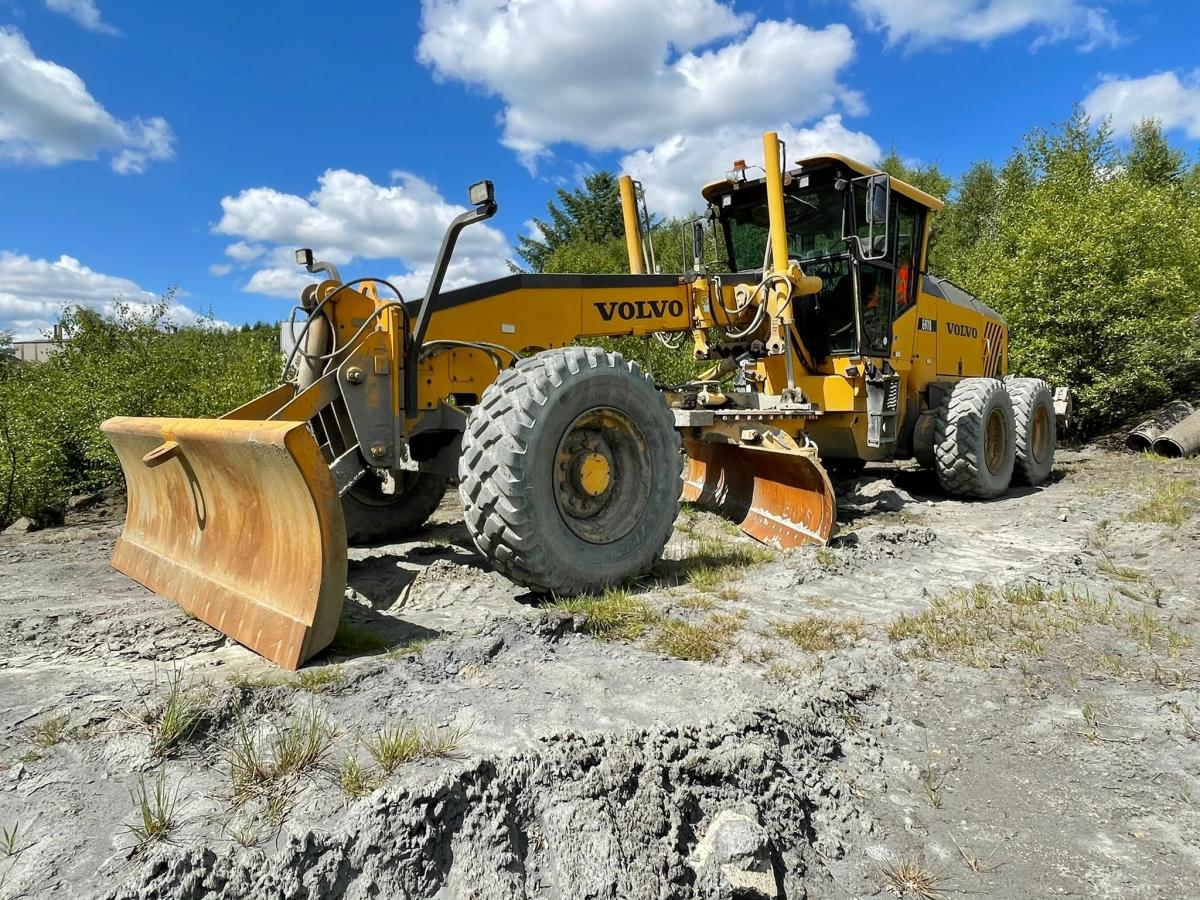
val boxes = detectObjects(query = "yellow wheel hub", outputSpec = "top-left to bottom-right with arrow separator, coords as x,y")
577,452 -> 612,497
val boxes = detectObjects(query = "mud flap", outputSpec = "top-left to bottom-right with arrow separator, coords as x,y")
101,416 -> 347,669
681,440 -> 835,548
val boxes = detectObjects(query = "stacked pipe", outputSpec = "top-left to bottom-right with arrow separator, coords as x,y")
1127,400 -> 1200,458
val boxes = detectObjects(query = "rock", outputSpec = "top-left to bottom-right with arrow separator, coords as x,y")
3,516 -> 40,535
691,806 -> 778,898
66,492 -> 102,511
1058,512 -> 1068,522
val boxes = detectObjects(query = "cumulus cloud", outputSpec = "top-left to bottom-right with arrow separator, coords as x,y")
622,116 -> 882,217
1084,70 -> 1200,139
417,0 -> 861,169
851,0 -> 1117,49
44,0 -> 118,35
0,251 -> 210,339
0,27 -> 174,171
214,169 -> 513,300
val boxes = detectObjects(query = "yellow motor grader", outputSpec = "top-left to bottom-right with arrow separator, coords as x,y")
102,133 -> 1061,668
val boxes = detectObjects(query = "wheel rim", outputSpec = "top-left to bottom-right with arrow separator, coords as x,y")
1030,404 -> 1050,464
349,470 -> 417,507
553,407 -> 649,545
984,408 -> 1008,476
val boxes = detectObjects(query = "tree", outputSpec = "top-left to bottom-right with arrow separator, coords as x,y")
941,110 -> 1200,431
1125,119 -> 1186,185
517,172 -> 627,272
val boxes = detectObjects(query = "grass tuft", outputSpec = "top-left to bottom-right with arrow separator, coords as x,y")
295,665 -> 347,695
651,612 -> 745,662
128,668 -> 206,758
881,851 -> 944,899
329,623 -> 391,656
339,756 -> 376,799
385,637 -> 437,660
548,588 -> 659,641
27,714 -> 68,749
772,617 -> 863,652
124,770 -> 181,856
365,721 -> 470,775
1125,480 -> 1195,527
228,705 -> 334,818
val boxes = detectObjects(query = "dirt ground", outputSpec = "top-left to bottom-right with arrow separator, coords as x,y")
0,449 -> 1197,899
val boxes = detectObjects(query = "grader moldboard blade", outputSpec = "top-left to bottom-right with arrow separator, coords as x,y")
101,416 -> 347,670
682,441 -> 836,548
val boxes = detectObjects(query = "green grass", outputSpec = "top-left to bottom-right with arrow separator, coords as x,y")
884,581 -> 1188,670
128,668 -> 205,758
229,706 -> 334,815
385,637 -> 437,660
1125,480 -> 1196,527
124,770 -> 180,856
339,756 -> 377,798
365,722 -> 470,775
329,623 -> 392,656
548,588 -> 659,641
650,612 -> 745,662
295,665 -> 347,694
772,617 -> 864,652
27,714 -> 68,749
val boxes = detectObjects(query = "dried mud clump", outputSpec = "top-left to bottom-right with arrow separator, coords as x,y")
108,697 -> 872,900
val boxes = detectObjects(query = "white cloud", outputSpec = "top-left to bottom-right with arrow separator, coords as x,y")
623,116 -> 882,217
0,251 -> 211,339
417,1 -> 860,169
44,0 -> 118,35
851,0 -> 1117,49
0,27 -> 174,171
208,263 -> 233,277
1083,70 -> 1200,139
215,169 -> 513,300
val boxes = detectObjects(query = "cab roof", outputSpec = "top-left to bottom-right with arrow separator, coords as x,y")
701,154 -> 945,211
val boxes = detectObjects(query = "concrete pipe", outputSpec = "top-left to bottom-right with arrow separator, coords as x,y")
1153,408 -> 1200,459
1126,400 -> 1193,453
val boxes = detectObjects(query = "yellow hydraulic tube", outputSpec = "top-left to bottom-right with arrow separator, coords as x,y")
762,132 -> 794,355
618,175 -> 645,275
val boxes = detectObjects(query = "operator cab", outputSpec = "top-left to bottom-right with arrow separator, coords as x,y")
702,156 -> 942,363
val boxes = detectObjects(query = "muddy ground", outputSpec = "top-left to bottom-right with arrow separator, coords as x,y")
0,449 -> 1197,899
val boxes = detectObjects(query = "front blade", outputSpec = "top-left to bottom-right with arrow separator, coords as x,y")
101,416 -> 346,669
682,440 -> 835,548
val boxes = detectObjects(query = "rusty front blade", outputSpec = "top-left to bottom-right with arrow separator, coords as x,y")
101,416 -> 346,669
682,440 -> 835,548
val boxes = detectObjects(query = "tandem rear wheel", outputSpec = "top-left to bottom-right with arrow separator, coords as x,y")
458,347 -> 682,595
932,376 -> 1056,499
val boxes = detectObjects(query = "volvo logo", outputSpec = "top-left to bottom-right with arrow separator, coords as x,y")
595,299 -> 685,321
945,322 -> 979,338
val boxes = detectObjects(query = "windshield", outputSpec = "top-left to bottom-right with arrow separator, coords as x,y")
721,183 -> 846,272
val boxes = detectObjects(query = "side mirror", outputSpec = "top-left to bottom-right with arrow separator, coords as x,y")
867,174 -> 889,226
843,173 -> 891,261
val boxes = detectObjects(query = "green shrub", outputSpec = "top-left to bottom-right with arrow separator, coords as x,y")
0,300 -> 280,527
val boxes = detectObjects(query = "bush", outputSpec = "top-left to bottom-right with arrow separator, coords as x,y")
0,301 -> 280,527
936,113 -> 1200,433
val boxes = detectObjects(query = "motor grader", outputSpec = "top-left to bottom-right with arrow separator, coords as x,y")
102,132 -> 1062,668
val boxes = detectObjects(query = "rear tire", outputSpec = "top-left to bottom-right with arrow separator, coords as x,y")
1005,376 -> 1056,485
459,347 -> 681,595
934,378 -> 1015,499
342,471 -> 449,545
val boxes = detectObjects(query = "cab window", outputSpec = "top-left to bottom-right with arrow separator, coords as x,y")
894,204 -> 921,316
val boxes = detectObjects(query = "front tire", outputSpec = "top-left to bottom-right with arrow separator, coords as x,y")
934,378 -> 1015,499
1005,377 -> 1056,485
342,471 -> 449,545
459,347 -> 681,595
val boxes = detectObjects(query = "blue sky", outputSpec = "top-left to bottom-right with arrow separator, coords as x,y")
1,0 -> 1198,338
